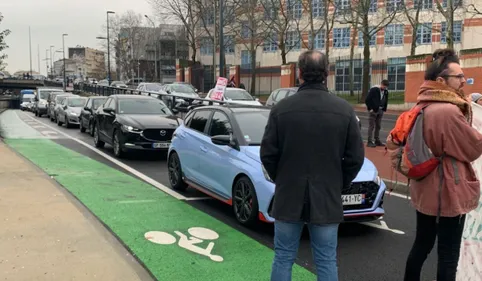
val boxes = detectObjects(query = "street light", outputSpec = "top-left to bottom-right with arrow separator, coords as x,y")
145,15 -> 158,82
106,11 -> 116,85
62,33 -> 68,90
50,45 -> 54,78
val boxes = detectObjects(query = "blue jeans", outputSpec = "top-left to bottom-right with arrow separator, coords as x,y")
270,221 -> 339,281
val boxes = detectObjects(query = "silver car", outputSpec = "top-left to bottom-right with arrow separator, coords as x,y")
56,96 -> 88,128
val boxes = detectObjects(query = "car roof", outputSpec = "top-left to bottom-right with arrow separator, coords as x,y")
65,95 -> 87,99
191,104 -> 270,114
88,96 -> 107,99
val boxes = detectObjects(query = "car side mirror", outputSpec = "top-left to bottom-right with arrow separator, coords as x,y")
211,134 -> 238,149
63,105 -> 68,110
84,106 -> 89,111
103,107 -> 115,114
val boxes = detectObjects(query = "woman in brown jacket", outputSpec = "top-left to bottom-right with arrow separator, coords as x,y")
403,49 -> 482,281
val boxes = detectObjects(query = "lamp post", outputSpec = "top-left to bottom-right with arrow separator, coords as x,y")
106,11 -> 116,85
144,15 -> 158,82
62,33 -> 68,90
50,45 -> 54,78
219,0 -> 225,78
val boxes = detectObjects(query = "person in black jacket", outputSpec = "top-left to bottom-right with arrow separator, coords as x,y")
260,50 -> 365,281
365,79 -> 389,147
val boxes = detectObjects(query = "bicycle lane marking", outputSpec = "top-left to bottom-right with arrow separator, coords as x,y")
4,138 -> 315,281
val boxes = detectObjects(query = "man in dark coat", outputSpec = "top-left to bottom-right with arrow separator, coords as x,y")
365,79 -> 389,147
260,50 -> 364,281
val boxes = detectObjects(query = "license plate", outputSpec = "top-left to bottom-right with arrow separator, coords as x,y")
152,142 -> 170,148
341,194 -> 364,205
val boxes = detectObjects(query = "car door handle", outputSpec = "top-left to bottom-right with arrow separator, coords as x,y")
200,145 -> 207,153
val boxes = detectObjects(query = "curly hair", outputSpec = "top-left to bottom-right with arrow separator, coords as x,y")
424,48 -> 460,81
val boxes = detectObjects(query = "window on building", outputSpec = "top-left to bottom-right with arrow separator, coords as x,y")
386,0 -> 403,12
387,57 -> 406,91
309,30 -> 325,50
333,27 -> 350,48
384,24 -> 404,46
204,10 -> 214,25
241,22 -> 250,39
369,0 -> 377,12
358,29 -> 376,47
263,32 -> 278,52
335,59 -> 367,92
416,23 -> 432,45
264,1 -> 278,19
286,31 -> 301,50
200,37 -> 213,55
312,0 -> 324,17
441,21 -> 462,43
287,0 -> 303,19
442,0 -> 463,8
335,0 -> 350,10
241,50 -> 252,68
225,35 -> 235,54
414,0 -> 432,9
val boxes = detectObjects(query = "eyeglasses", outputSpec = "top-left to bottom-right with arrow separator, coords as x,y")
442,74 -> 465,79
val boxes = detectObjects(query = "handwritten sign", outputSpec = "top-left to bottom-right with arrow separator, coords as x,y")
457,102 -> 482,280
211,77 -> 228,101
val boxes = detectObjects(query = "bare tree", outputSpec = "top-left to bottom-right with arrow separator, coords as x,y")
338,0 -> 400,101
260,0 -> 307,64
435,0 -> 464,49
301,0 -> 336,62
228,0 -> 271,94
0,13 -> 11,71
148,0 -> 202,62
402,0 -> 425,55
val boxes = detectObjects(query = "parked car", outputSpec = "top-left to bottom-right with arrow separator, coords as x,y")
167,104 -> 381,226
47,91 -> 73,120
92,95 -> 182,158
51,93 -> 75,122
20,94 -> 35,111
205,88 -> 262,106
111,81 -> 128,88
34,87 -> 65,117
136,82 -> 163,96
79,96 -> 108,135
56,96 -> 88,128
160,83 -> 201,108
265,87 -> 298,107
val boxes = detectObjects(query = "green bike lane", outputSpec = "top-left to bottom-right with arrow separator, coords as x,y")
5,138 -> 314,281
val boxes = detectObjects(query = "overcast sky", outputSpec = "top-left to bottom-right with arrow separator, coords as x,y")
1,0 -> 155,75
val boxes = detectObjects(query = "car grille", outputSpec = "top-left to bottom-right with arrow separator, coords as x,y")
141,129 -> 175,141
342,181 -> 380,211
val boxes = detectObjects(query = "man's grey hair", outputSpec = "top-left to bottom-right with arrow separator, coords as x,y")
298,50 -> 329,84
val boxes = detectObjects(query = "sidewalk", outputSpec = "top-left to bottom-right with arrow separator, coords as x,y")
0,141 -> 154,281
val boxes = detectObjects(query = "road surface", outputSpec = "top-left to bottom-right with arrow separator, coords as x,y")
1,109 -> 437,281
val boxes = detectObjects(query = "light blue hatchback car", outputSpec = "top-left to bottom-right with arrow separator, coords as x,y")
167,104 -> 386,226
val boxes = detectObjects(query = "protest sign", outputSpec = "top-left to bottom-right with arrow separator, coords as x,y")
211,77 -> 228,101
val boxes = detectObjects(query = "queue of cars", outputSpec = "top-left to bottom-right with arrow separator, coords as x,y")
22,85 -> 386,227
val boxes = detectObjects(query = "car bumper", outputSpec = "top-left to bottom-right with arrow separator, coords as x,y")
120,130 -> 171,151
66,115 -> 80,124
259,180 -> 386,224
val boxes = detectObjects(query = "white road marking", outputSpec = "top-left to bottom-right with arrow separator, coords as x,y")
361,217 -> 405,235
20,112 -> 194,201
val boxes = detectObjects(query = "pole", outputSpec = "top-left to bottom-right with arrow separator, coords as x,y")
37,44 -> 41,74
50,46 -> 54,78
145,16 -> 159,82
219,0 -> 225,78
107,12 -> 112,85
29,26 -> 32,77
45,49 -> 49,76
62,35 -> 66,91
213,2 -> 217,81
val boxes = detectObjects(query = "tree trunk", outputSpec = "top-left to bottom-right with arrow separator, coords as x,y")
250,42 -> 256,96
362,42 -> 370,103
349,23 -> 358,96
409,11 -> 420,56
280,41 -> 287,65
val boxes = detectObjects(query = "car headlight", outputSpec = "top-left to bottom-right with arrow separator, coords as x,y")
374,176 -> 382,186
40,100 -> 47,105
262,165 -> 273,183
121,124 -> 142,133
68,112 -> 78,116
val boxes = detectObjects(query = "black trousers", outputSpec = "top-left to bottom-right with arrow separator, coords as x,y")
367,110 -> 383,142
404,211 -> 466,281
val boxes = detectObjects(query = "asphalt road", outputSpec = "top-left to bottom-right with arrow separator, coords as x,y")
15,110 -> 437,281
356,110 -> 398,143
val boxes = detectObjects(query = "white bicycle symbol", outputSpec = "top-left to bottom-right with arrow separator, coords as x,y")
145,227 -> 223,262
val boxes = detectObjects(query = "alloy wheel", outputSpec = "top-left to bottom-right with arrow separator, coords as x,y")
233,180 -> 253,223
168,154 -> 180,187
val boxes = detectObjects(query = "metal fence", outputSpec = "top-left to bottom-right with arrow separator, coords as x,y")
240,62 -> 281,96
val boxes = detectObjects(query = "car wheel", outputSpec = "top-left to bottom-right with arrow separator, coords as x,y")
65,118 -> 71,128
89,121 -> 94,136
168,152 -> 188,191
35,110 -> 38,117
93,124 -> 105,148
233,176 -> 259,226
113,130 -> 124,158
57,114 -> 63,126
79,119 -> 86,133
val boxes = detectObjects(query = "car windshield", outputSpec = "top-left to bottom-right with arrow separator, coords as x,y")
171,84 -> 195,94
234,110 -> 270,145
67,98 -> 87,107
92,99 -> 107,110
22,97 -> 33,102
224,89 -> 254,101
118,99 -> 172,115
146,84 -> 162,92
39,91 -> 52,99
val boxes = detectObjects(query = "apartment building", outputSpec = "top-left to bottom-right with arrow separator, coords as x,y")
193,0 -> 482,93
68,47 -> 106,79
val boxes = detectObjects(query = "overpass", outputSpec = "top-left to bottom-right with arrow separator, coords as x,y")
0,79 -> 62,109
